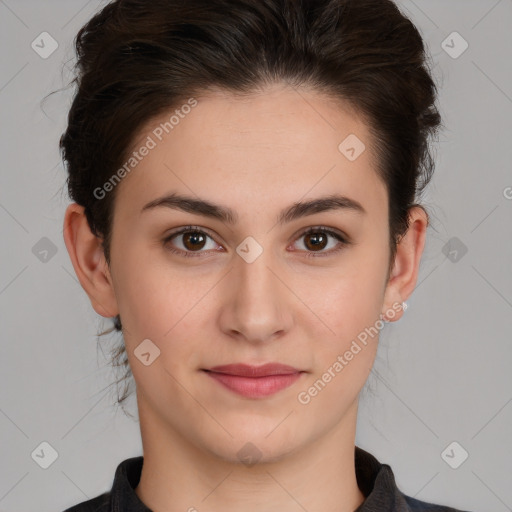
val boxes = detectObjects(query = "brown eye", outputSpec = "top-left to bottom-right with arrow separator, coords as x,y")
182,231 -> 207,251
163,226 -> 219,258
303,232 -> 329,251
293,227 -> 350,258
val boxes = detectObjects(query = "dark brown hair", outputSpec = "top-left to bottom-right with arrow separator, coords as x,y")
59,0 -> 442,411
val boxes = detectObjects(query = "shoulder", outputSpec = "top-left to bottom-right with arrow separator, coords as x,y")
354,446 -> 475,512
60,456 -> 145,512
61,491 -> 110,512
401,490 -> 474,512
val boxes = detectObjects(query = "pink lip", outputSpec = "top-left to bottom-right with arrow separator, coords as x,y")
203,363 -> 305,398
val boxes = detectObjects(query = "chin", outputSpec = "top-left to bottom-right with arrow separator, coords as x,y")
200,427 -> 304,467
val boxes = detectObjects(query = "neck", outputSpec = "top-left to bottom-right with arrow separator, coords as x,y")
135,396 -> 366,512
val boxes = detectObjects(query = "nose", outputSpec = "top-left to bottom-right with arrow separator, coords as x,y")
217,250 -> 294,345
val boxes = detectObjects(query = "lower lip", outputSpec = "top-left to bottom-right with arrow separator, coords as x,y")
203,370 -> 303,398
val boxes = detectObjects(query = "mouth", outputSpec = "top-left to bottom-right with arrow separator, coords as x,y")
202,363 -> 306,399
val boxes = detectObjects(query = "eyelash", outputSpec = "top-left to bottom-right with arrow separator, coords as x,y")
162,225 -> 351,259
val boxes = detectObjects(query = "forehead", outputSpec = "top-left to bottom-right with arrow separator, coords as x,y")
113,83 -> 387,221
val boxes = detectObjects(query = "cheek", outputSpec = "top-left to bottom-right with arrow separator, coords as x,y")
301,248 -> 386,384
313,285 -> 380,386
308,257 -> 386,338
111,238 -> 182,335
297,293 -> 380,413
112,253 -> 209,370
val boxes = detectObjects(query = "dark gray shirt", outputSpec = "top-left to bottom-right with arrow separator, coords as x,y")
62,446 -> 474,512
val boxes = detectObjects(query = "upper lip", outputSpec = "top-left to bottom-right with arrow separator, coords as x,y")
204,363 -> 303,377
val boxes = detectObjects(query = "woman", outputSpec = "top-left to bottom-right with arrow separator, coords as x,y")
60,0 -> 472,510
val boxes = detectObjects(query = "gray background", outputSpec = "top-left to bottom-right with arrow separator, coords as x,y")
0,0 -> 511,511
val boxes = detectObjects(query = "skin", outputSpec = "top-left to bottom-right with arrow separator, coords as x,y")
63,82 -> 427,512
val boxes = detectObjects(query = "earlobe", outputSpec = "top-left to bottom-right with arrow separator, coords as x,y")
63,203 -> 119,319
381,206 -> 428,322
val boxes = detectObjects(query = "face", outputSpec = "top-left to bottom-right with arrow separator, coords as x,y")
89,83 -> 400,462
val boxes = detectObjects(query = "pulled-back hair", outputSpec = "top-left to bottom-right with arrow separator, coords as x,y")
59,0 -> 442,410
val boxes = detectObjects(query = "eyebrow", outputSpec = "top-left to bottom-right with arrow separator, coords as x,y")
140,192 -> 366,225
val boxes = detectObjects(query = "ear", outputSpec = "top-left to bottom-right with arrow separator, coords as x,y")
381,206 -> 428,322
62,203 -> 119,318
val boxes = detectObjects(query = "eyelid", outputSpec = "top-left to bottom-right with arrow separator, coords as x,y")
293,225 -> 350,243
164,224 -> 218,241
